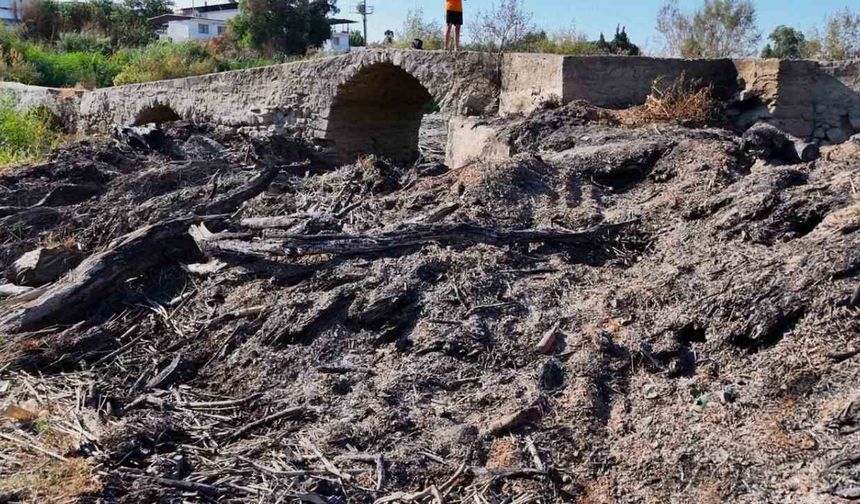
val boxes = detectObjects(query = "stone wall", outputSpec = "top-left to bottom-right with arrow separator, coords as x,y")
78,49 -> 500,162
561,56 -> 739,108
0,82 -> 83,130
4,50 -> 860,162
811,60 -> 860,142
734,59 -> 860,141
500,53 -> 563,116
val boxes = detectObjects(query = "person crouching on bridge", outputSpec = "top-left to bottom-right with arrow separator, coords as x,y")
445,0 -> 463,51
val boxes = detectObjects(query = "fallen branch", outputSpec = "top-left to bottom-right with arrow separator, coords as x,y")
481,396 -> 547,438
0,431 -> 68,462
179,393 -> 263,409
227,405 -> 310,441
309,443 -> 352,482
0,207 -> 62,228
141,476 -> 222,497
335,453 -> 385,490
374,461 -> 466,504
0,284 -> 34,300
195,161 -> 308,215
192,220 -> 636,260
0,216 -> 216,334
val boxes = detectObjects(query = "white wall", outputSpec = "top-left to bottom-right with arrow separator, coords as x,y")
0,0 -> 21,22
161,19 -> 225,42
164,22 -> 189,41
199,9 -> 237,21
325,32 -> 351,54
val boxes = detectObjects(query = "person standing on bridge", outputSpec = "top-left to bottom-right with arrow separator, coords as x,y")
445,0 -> 463,51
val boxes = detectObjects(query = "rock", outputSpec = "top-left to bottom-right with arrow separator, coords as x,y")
181,135 -> 226,160
813,126 -> 828,140
112,123 -> 165,150
850,112 -> 860,131
538,359 -> 565,390
795,141 -> 820,162
742,122 -> 818,163
5,246 -> 84,287
826,127 -> 849,144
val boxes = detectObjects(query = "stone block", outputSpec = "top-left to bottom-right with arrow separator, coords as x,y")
850,112 -> 860,131
827,127 -> 849,144
446,116 -> 512,169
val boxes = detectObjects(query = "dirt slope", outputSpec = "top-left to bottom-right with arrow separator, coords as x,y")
0,106 -> 858,504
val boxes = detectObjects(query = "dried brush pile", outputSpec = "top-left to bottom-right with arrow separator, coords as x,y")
618,74 -> 723,127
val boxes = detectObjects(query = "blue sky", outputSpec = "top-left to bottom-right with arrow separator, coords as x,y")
346,0 -> 857,52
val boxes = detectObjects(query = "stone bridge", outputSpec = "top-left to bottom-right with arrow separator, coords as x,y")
80,50 -> 501,163
4,50 -> 860,164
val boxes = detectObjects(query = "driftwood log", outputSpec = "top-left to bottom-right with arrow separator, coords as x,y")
0,216 -> 213,334
191,220 -> 635,259
194,161 -> 309,215
742,122 -> 819,164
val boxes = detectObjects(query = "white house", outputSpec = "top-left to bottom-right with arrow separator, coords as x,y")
324,18 -> 357,54
150,4 -> 357,49
151,14 -> 227,42
0,0 -> 21,23
150,1 -> 238,42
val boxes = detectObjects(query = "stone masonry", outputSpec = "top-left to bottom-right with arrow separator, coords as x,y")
2,50 -> 860,164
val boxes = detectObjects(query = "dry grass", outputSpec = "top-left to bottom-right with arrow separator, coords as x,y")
0,371 -> 103,503
616,74 -> 722,127
1,457 -> 101,503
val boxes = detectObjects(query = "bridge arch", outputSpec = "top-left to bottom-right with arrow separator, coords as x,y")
324,61 -> 440,164
132,102 -> 181,126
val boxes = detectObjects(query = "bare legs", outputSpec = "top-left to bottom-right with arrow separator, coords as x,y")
445,24 -> 461,51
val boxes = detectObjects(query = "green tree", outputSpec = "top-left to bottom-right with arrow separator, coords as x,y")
20,0 -> 60,41
230,0 -> 337,55
396,8 -> 443,50
760,25 -> 807,59
609,26 -> 641,55
810,8 -> 860,60
349,30 -> 364,47
657,0 -> 761,58
469,0 -> 534,52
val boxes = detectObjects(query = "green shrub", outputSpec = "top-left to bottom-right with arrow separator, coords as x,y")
24,45 -> 122,88
0,98 -> 64,166
0,45 -> 42,84
57,32 -> 112,55
112,40 -> 278,86
0,24 -> 280,89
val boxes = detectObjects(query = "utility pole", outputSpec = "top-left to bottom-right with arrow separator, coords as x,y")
362,0 -> 368,47
352,1 -> 374,46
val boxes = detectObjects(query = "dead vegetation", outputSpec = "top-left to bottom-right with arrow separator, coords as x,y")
616,74 -> 723,127
0,107 -> 858,503
0,371 -> 103,503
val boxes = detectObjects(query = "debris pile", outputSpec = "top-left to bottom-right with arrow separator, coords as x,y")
0,108 -> 858,503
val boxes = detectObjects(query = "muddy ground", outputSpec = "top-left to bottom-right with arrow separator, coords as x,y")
0,104 -> 858,504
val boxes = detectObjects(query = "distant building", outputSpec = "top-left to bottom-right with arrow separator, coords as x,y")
150,1 -> 238,42
150,4 -> 355,49
150,14 -> 227,42
0,0 -> 21,23
178,1 -> 239,21
325,19 -> 358,54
